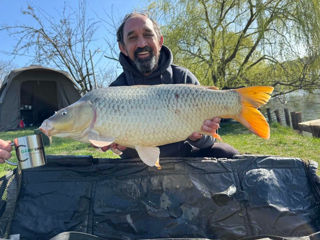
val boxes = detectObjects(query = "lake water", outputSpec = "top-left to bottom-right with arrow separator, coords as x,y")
263,90 -> 320,123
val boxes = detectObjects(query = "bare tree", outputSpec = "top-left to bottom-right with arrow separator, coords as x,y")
0,1 -> 104,93
0,60 -> 15,85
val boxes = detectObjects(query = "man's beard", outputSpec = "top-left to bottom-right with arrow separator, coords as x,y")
133,46 -> 159,74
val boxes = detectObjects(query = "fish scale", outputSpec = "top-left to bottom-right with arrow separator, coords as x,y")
40,84 -> 273,167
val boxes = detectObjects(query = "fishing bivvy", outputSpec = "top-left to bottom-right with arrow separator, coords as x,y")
0,155 -> 319,240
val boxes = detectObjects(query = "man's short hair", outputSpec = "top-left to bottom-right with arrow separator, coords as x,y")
116,12 -> 162,45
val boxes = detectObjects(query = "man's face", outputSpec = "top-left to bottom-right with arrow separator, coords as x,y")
119,15 -> 163,75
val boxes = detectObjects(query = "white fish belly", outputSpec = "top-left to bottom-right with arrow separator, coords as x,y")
90,85 -> 240,147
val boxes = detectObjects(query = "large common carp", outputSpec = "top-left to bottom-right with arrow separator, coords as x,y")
39,84 -> 273,167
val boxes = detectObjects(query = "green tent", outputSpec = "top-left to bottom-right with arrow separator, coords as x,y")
0,66 -> 81,131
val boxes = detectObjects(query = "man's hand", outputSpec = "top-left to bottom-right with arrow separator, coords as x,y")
100,143 -> 127,154
188,117 -> 221,141
0,139 -> 12,163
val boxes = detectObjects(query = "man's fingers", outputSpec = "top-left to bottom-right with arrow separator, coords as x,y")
115,144 -> 127,151
204,120 -> 220,128
189,118 -> 222,140
100,145 -> 111,152
212,117 -> 221,124
110,147 -> 123,155
100,143 -> 127,152
0,149 -> 11,161
92,142 -> 126,153
188,132 -> 203,141
192,132 -> 202,138
201,126 -> 216,135
0,139 -> 12,162
202,124 -> 219,133
202,118 -> 220,133
0,140 -> 12,152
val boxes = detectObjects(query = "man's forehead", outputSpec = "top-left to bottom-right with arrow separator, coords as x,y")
123,15 -> 155,35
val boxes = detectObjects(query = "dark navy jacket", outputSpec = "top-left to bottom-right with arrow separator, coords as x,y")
110,45 -> 214,158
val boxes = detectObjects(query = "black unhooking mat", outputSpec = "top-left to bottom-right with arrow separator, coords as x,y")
0,155 -> 319,240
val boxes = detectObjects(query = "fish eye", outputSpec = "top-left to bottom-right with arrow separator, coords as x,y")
61,111 -> 68,116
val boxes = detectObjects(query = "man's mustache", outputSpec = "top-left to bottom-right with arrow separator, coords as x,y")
134,46 -> 153,58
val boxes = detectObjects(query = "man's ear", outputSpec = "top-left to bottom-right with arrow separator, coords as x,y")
118,42 -> 128,56
159,35 -> 164,48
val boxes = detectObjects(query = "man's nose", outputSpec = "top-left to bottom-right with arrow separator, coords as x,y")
137,37 -> 147,47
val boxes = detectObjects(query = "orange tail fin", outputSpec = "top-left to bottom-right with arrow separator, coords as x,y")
233,86 -> 274,139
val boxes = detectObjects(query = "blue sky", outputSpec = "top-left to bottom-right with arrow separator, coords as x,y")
0,0 -> 150,70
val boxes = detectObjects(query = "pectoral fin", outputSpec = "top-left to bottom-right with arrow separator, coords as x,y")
87,130 -> 115,148
135,146 -> 161,168
89,139 -> 114,148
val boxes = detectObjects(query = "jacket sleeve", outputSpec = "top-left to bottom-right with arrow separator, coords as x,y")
172,65 -> 200,85
187,135 -> 215,149
109,73 -> 128,87
185,69 -> 200,85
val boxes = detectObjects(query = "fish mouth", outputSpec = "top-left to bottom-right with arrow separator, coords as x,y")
39,127 -> 50,136
39,120 -> 54,136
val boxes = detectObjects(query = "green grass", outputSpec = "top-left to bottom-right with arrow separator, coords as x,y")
0,123 -> 319,176
0,128 -> 119,175
220,121 -> 320,167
